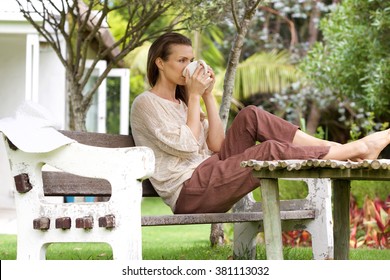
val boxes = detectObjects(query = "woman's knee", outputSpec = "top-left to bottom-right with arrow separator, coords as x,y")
236,105 -> 259,123
254,140 -> 286,160
239,105 -> 257,115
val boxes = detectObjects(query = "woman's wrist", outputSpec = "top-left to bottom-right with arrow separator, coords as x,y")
202,93 -> 216,107
188,94 -> 201,103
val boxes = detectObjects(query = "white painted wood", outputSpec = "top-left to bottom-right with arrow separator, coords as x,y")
233,192 -> 259,259
108,68 -> 130,135
303,178 -> 333,259
85,60 -> 107,133
25,33 -> 39,103
3,134 -> 154,260
0,136 -> 15,209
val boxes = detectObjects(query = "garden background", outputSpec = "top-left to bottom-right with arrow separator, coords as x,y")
1,0 -> 389,258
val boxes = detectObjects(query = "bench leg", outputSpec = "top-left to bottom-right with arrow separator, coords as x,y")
111,243 -> 140,260
332,179 -> 351,260
17,238 -> 48,260
304,178 -> 334,259
110,233 -> 142,260
233,222 -> 259,259
261,178 -> 283,260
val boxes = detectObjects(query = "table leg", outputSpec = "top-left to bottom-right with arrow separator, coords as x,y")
332,179 -> 351,260
261,178 -> 283,260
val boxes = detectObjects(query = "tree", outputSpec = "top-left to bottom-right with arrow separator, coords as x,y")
219,0 -> 266,128
302,0 -> 390,115
300,0 -> 390,138
15,0 -> 220,131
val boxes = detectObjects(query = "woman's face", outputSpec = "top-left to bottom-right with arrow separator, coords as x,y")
158,44 -> 194,86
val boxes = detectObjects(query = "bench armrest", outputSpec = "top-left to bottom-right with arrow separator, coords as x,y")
4,137 -> 155,197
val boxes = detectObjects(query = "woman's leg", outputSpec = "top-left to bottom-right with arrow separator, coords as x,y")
176,105 -> 330,214
176,106 -> 390,213
175,140 -> 330,214
292,129 -> 341,147
221,105 -> 340,160
220,105 -> 299,159
323,129 -> 390,160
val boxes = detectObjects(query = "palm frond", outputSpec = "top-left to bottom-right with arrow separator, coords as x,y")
234,50 -> 298,100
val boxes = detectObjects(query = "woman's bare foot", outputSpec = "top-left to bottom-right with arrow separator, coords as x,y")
324,129 -> 390,161
359,129 -> 390,159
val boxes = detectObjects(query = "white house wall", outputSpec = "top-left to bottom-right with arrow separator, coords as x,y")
38,42 -> 66,128
0,3 -> 66,211
0,1 -> 66,127
0,1 -> 129,211
0,34 -> 66,125
0,34 -> 26,119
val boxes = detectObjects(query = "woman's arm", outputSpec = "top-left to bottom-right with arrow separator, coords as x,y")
185,64 -> 212,140
202,68 -> 225,152
186,94 -> 202,140
203,94 -> 225,152
185,63 -> 224,152
131,94 -> 201,158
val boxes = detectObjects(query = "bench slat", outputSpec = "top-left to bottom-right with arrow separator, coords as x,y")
141,210 -> 315,226
42,171 -> 158,197
59,130 -> 134,147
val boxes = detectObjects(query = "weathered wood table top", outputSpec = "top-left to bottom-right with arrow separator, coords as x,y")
241,158 -> 390,260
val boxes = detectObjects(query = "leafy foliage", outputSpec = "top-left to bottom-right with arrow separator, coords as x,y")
282,194 -> 390,249
300,0 -> 390,116
350,194 -> 390,249
234,50 -> 298,100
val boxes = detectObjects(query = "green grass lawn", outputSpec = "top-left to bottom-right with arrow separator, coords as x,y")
1,196 -> 389,260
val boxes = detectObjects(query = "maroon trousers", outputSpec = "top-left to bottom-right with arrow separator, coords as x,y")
174,105 -> 330,214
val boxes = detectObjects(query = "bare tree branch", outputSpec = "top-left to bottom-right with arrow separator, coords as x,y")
259,6 -> 298,48
219,0 -> 266,129
15,0 -> 201,130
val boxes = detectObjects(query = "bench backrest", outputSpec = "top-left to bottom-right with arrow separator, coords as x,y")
42,130 -> 158,197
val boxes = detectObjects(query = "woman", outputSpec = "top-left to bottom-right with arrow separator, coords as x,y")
130,32 -> 390,214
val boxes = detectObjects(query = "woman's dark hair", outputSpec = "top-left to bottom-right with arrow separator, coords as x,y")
147,32 -> 192,105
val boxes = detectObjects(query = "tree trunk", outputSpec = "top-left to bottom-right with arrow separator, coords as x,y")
219,8 -> 257,128
67,73 -> 88,132
308,0 -> 321,48
219,27 -> 249,128
211,27 -> 250,247
306,102 -> 321,135
210,224 -> 225,247
211,0 -> 264,247
68,99 -> 87,131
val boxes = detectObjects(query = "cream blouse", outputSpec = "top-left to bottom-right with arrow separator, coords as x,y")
130,91 -> 211,211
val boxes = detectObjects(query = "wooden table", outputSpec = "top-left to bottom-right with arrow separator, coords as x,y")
241,158 -> 390,260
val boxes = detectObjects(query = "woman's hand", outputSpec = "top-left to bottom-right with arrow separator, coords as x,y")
185,64 -> 214,99
184,63 -> 222,147
202,66 -> 216,99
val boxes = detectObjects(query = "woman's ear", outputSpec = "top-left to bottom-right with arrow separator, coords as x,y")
155,57 -> 164,71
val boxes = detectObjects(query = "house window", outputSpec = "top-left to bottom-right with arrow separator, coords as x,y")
85,60 -> 130,135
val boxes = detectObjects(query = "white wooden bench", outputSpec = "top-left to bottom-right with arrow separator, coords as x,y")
1,131 -> 333,260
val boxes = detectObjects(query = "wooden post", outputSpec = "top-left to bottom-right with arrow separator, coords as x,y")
261,178 -> 283,260
332,179 -> 351,260
233,194 -> 258,259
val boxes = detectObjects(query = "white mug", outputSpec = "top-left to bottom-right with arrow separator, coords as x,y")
182,60 -> 208,77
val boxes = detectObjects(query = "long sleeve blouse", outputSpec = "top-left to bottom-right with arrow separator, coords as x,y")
130,91 -> 211,211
